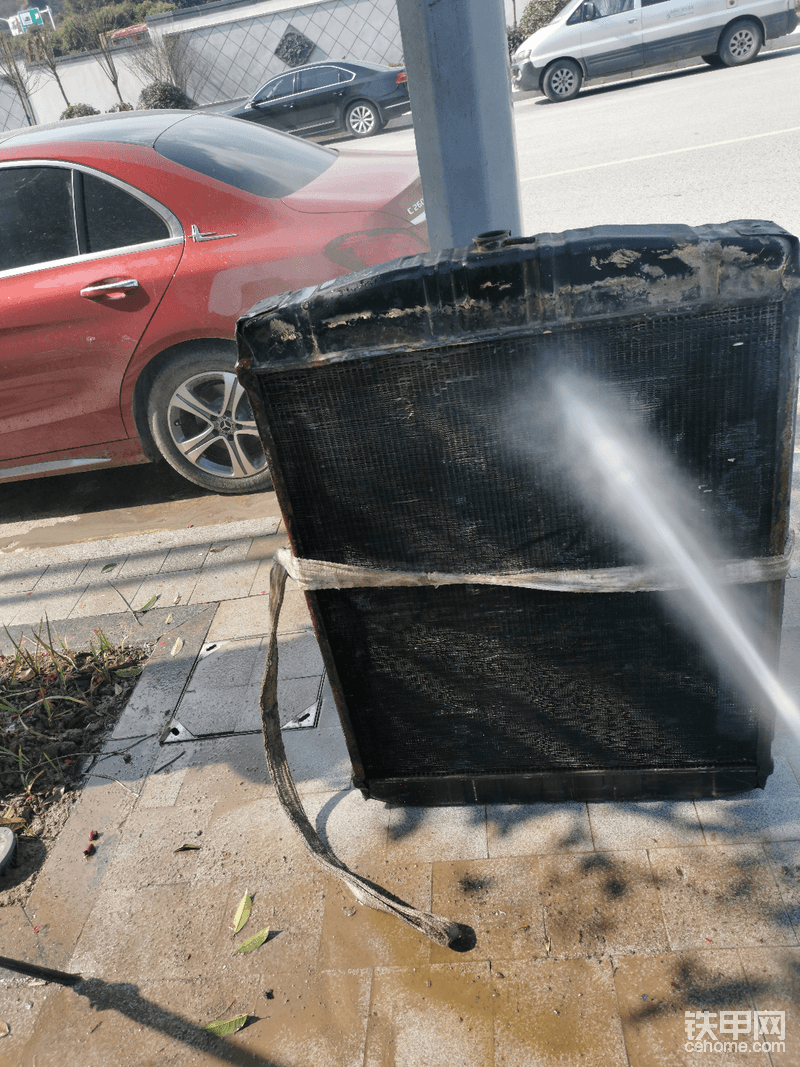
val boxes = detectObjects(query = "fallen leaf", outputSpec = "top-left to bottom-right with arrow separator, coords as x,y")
84,843 -> 96,858
137,595 -> 159,613
236,927 -> 270,954
114,667 -> 143,678
170,637 -> 184,657
209,545 -> 229,553
0,1021 -> 9,1038
164,613 -> 173,625
173,594 -> 182,605
545,937 -> 552,954
203,1014 -> 248,1037
33,926 -> 39,934
174,844 -> 202,853
17,668 -> 34,682
101,563 -> 117,572
232,890 -> 252,934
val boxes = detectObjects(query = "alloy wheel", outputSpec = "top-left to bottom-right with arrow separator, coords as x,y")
166,370 -> 267,480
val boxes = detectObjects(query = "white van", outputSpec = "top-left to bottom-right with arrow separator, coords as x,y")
511,0 -> 797,101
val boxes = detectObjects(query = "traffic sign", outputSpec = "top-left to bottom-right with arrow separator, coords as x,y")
17,8 -> 44,28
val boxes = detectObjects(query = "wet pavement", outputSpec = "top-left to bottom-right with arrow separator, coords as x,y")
0,477 -> 799,1065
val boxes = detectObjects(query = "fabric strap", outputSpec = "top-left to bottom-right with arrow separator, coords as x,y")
260,534 -> 792,946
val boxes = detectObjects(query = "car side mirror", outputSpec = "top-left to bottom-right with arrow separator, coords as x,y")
583,2 -> 598,18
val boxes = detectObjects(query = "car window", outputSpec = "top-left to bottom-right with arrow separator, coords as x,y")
154,114 -> 337,199
255,73 -> 296,103
82,172 -> 169,252
587,0 -> 634,16
0,166 -> 77,272
297,67 -> 341,92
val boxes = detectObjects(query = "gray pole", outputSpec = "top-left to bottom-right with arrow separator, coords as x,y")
395,0 -> 523,252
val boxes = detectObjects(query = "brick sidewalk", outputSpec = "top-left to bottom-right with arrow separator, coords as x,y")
1,517 -> 800,1065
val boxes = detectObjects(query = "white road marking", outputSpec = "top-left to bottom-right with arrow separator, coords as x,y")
521,124 -> 800,182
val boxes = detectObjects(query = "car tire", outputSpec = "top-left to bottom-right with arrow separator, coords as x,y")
719,20 -> 762,66
146,344 -> 273,495
701,53 -> 724,66
542,59 -> 583,103
345,101 -> 382,138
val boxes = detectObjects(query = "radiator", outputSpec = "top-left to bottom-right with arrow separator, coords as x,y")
236,222 -> 800,804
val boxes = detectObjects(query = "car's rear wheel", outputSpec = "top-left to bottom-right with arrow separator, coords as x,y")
719,20 -> 762,66
542,59 -> 583,103
345,101 -> 382,138
147,345 -> 273,495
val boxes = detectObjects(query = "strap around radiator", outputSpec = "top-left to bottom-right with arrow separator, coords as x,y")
259,555 -> 464,948
275,535 -> 794,594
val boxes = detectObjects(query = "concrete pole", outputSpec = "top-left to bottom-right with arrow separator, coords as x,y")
395,0 -> 523,252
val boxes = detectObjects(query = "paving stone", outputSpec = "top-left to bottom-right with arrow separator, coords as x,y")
283,726 -> 354,794
386,804 -> 489,864
365,962 -> 493,1067
25,779 -> 136,969
7,587 -> 86,628
227,967 -> 373,1067
184,635 -> 264,693
762,840 -> 800,930
613,949 -> 757,1067
587,800 -> 706,851
136,764 -> 188,808
14,976 -> 251,1067
649,844 -> 798,949
430,855 -> 543,963
174,733 -> 271,815
271,630 -> 325,679
302,787 -> 390,860
0,905 -> 47,982
172,687 -> 253,735
116,548 -> 169,578
190,796 -> 311,888
319,856 -> 433,970
695,764 -> 800,842
160,542 -> 211,571
204,538 -> 253,563
0,984 -> 51,1066
539,849 -> 669,958
67,575 -> 144,619
31,561 -> 87,592
241,674 -> 322,731
486,801 -> 593,856
96,799 -> 213,895
493,957 -> 629,1067
205,593 -> 271,641
131,568 -> 202,613
188,559 -> 260,605
739,947 -> 800,1066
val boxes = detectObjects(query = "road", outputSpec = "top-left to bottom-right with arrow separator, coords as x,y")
350,42 -> 800,238
4,46 -> 799,552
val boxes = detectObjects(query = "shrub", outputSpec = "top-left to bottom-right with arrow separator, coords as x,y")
137,81 -> 195,110
107,101 -> 134,112
60,103 -> 100,119
518,0 -> 570,37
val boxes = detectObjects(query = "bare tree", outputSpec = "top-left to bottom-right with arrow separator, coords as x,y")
24,27 -> 70,107
129,30 -> 211,101
68,8 -> 126,105
0,33 -> 39,125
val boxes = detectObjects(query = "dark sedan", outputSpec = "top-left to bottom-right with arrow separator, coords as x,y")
227,61 -> 411,139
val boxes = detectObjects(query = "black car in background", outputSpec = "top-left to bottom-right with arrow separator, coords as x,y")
226,61 -> 411,139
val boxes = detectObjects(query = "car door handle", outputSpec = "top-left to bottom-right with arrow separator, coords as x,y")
80,278 -> 139,299
628,17 -> 637,21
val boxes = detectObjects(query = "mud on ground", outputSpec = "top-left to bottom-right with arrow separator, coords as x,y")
0,628 -> 148,907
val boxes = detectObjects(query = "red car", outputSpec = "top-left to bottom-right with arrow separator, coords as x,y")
0,111 -> 427,494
